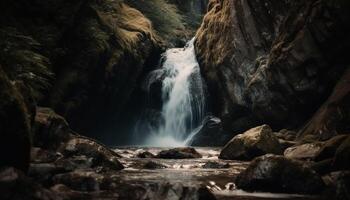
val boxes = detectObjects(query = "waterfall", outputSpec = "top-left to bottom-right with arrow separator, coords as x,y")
141,38 -> 206,147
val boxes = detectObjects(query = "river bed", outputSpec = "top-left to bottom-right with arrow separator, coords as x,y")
112,147 -> 319,200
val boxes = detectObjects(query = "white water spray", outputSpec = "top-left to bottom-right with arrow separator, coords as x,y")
143,38 -> 206,147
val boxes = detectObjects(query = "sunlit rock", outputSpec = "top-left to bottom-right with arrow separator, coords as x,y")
219,125 -> 282,160
284,142 -> 323,160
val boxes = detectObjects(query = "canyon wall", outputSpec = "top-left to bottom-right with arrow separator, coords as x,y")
195,0 -> 350,137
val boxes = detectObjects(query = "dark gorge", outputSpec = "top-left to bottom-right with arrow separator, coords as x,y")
0,0 -> 350,199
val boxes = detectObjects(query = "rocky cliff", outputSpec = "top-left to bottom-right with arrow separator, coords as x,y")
0,0 -> 162,144
195,0 -> 350,135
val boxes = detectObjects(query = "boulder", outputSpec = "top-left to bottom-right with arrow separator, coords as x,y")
59,136 -> 124,171
142,161 -> 167,170
219,125 -> 282,160
202,161 -> 229,169
157,147 -> 202,159
333,136 -> 350,170
315,135 -> 349,161
136,151 -> 156,158
284,142 -> 324,160
236,154 -> 325,194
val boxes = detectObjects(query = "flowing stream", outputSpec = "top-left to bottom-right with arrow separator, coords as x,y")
141,38 -> 206,147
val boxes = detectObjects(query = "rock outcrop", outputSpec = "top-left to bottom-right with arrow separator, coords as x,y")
195,0 -> 350,136
219,125 -> 282,160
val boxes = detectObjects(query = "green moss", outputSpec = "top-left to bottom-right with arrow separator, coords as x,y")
124,0 -> 185,43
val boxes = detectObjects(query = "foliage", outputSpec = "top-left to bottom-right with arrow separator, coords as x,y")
0,28 -> 54,100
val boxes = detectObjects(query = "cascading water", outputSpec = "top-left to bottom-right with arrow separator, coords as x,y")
140,38 -> 206,147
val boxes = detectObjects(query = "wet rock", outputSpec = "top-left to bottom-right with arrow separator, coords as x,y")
52,170 -> 104,192
315,135 -> 349,162
202,161 -> 229,169
157,147 -> 202,159
219,125 -> 282,160
136,151 -> 156,158
60,136 -> 124,171
334,137 -> 350,170
236,154 -> 325,194
0,167 -> 60,200
143,161 -> 167,170
189,116 -> 228,147
34,107 -> 71,150
284,142 -> 324,160
30,147 -> 61,163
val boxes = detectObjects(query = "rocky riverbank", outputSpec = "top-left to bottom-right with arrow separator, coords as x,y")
1,107 -> 348,199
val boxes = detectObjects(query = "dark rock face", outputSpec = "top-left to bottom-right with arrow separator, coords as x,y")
0,66 -> 31,172
298,68 -> 350,140
219,125 -> 282,160
236,154 -> 325,194
157,147 -> 202,159
0,0 -> 162,144
195,0 -> 350,134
